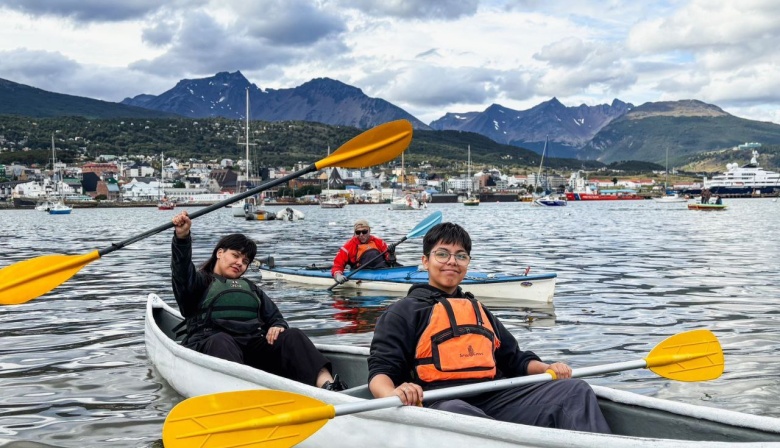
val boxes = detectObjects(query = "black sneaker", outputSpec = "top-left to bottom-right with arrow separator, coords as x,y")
321,374 -> 348,392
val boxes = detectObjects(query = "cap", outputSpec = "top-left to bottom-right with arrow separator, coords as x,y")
354,219 -> 370,230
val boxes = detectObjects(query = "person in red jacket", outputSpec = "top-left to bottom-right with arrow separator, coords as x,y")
331,219 -> 396,284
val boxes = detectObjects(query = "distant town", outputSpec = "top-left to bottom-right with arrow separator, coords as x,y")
1,151 -> 695,208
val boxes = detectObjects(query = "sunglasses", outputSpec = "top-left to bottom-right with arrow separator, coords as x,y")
355,229 -> 369,235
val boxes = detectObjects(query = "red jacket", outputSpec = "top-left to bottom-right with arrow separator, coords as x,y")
331,235 -> 391,276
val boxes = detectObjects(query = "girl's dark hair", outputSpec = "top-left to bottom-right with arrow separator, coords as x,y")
422,222 -> 471,255
199,233 -> 258,273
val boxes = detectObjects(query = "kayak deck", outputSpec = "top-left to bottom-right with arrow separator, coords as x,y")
258,265 -> 557,303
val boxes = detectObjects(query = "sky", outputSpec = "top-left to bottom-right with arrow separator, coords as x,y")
1,0 -> 779,125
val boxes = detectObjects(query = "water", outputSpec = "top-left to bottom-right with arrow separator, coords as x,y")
1,200 -> 779,447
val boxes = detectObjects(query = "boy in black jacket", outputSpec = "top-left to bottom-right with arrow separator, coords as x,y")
367,222 -> 610,433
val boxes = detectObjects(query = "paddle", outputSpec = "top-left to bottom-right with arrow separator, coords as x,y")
162,329 -> 724,448
326,210 -> 443,291
0,120 -> 414,305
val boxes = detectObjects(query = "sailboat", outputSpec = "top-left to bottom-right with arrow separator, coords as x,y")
48,135 -> 72,215
532,136 -> 567,207
652,147 -> 687,203
321,146 -> 347,208
463,145 -> 480,206
232,88 -> 262,217
157,153 -> 175,210
390,150 -> 423,210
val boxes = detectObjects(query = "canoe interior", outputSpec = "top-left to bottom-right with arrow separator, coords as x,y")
151,304 -> 780,443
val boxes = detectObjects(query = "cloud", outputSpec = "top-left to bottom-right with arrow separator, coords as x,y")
129,1 -> 351,79
0,49 -> 80,86
2,0 -> 780,125
0,48 -> 170,100
381,64 -> 505,108
0,0 -> 206,23
338,0 -> 479,20
533,37 -> 590,67
531,37 -> 637,97
237,1 -> 346,46
141,17 -> 179,47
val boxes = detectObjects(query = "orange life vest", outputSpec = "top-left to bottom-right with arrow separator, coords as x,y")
414,297 -> 501,383
354,240 -> 384,268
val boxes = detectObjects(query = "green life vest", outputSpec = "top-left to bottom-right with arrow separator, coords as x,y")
194,276 -> 263,329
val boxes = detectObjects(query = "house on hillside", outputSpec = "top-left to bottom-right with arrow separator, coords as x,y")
97,178 -> 121,201
209,169 -> 238,193
82,162 -> 119,178
122,177 -> 162,201
127,161 -> 154,178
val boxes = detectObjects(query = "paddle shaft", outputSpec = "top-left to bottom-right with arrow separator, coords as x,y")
96,164 -> 316,257
333,359 -> 648,417
326,237 -> 406,291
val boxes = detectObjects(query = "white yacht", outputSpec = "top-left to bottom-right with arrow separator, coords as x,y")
703,150 -> 780,195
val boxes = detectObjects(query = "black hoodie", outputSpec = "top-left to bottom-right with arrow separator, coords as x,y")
368,284 -> 541,390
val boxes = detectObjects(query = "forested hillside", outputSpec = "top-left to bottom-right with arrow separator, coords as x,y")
0,116 -> 602,172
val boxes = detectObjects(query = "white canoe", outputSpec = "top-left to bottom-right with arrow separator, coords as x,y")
145,295 -> 780,447
258,265 -> 556,303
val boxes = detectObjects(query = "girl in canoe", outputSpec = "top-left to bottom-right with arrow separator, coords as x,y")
170,210 -> 347,391
367,222 -> 611,433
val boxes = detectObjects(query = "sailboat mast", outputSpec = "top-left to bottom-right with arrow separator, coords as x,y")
245,87 -> 250,187
665,146 -> 669,191
51,134 -> 56,197
467,145 -> 471,195
535,136 -> 548,192
159,152 -> 164,201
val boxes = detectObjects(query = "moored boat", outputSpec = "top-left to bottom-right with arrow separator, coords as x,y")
704,149 -> 780,195
146,295 -> 780,447
245,208 -> 276,221
47,200 -> 72,215
258,263 -> 556,303
321,196 -> 348,208
390,193 -> 426,210
566,170 -> 644,201
276,207 -> 305,221
688,203 -> 728,211
652,194 -> 688,203
565,190 -> 644,201
533,194 -> 567,206
157,199 -> 176,210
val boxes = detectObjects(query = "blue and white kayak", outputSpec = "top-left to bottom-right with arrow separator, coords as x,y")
258,264 -> 556,303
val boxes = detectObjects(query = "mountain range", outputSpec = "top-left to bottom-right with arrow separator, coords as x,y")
3,71 -> 780,165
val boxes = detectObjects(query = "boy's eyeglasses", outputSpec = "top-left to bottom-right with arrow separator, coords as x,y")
429,249 -> 471,265
355,229 -> 369,235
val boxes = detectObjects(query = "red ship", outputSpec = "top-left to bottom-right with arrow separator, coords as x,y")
565,191 -> 644,201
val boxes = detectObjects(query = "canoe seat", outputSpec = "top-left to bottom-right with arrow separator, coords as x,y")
341,384 -> 373,399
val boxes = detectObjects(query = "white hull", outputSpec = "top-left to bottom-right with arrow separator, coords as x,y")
321,198 -> 347,208
231,200 -> 248,216
146,295 -> 780,447
260,268 -> 556,303
276,208 -> 305,221
652,195 -> 688,203
390,195 -> 425,210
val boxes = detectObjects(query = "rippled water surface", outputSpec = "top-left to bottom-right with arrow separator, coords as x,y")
1,200 -> 779,447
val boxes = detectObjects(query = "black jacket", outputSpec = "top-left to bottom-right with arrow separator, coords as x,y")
171,234 -> 288,338
368,284 -> 541,390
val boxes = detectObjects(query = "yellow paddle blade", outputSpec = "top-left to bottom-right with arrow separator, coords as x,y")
163,390 -> 333,448
645,329 -> 724,381
0,251 -> 101,305
316,119 -> 413,169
